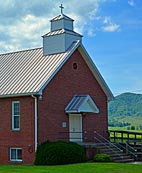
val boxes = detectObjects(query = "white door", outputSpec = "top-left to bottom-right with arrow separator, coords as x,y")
69,114 -> 82,142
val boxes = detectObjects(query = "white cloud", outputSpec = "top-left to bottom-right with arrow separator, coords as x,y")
101,16 -> 120,32
102,24 -> 120,32
0,0 -> 116,53
9,14 -> 48,39
0,41 -> 19,53
103,16 -> 111,24
64,0 -> 103,34
0,14 -> 50,52
87,28 -> 97,37
128,0 -> 135,6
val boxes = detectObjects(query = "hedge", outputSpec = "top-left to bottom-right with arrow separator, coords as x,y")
34,141 -> 87,165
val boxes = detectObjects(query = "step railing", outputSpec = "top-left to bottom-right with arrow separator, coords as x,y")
94,131 -> 125,161
116,142 -> 137,160
94,131 -> 137,160
59,131 -> 137,160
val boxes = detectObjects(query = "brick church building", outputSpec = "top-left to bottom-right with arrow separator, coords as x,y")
0,8 -> 113,164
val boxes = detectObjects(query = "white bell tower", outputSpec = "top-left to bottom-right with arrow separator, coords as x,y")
42,4 -> 82,55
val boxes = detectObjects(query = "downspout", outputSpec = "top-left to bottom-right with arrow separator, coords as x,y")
31,95 -> 38,152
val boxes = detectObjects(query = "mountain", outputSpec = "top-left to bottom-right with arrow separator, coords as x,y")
108,92 -> 142,117
108,93 -> 142,129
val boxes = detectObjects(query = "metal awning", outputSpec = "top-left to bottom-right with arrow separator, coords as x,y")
65,95 -> 99,114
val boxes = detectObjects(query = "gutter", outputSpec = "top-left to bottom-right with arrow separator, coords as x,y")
31,95 -> 38,152
0,92 -> 38,98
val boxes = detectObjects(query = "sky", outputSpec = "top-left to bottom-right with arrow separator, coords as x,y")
0,0 -> 142,96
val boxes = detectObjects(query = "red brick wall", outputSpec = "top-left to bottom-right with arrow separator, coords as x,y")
0,49 -> 109,164
38,49 -> 108,144
0,96 -> 35,164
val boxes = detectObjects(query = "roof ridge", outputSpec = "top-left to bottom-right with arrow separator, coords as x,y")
0,47 -> 42,56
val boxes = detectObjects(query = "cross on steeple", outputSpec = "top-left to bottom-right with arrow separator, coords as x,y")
59,4 -> 64,14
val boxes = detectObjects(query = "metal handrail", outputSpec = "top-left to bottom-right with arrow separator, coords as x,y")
118,142 -> 137,152
116,142 -> 137,159
94,131 -> 125,160
94,131 -> 137,160
94,131 -> 123,151
59,131 -> 137,160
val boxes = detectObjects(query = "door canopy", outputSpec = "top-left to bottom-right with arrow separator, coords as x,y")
65,95 -> 99,114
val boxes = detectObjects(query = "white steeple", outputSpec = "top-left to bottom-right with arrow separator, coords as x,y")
42,5 -> 82,55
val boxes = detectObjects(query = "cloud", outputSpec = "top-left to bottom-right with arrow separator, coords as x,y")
0,14 -> 50,53
102,24 -> 120,32
128,0 -> 135,6
87,28 -> 97,37
0,0 -> 116,53
101,16 -> 120,32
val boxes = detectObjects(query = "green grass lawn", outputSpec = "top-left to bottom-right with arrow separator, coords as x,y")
0,163 -> 142,173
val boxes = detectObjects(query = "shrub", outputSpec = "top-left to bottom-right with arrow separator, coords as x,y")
34,141 -> 87,165
93,153 -> 112,162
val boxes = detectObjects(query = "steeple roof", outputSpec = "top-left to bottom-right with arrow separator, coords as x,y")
50,14 -> 74,22
42,29 -> 82,38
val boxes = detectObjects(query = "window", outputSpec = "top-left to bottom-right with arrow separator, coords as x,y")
12,101 -> 20,130
72,62 -> 78,70
10,148 -> 22,162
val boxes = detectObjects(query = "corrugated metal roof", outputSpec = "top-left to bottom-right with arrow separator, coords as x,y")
65,95 -> 99,113
0,40 -> 114,100
43,29 -> 64,37
0,41 -> 80,97
43,29 -> 82,37
50,14 -> 74,21
66,95 -> 86,112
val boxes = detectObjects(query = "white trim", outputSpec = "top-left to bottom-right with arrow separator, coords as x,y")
78,44 -> 114,101
65,95 -> 99,114
38,40 -> 80,94
0,92 -> 38,98
39,42 -> 113,101
10,148 -> 22,162
12,101 -> 20,131
31,95 -> 38,152
78,95 -> 99,113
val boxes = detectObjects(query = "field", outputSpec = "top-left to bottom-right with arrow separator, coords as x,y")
108,115 -> 142,131
0,163 -> 142,173
109,126 -> 142,132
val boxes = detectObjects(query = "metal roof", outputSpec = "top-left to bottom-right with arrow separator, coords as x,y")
43,29 -> 64,37
50,14 -> 74,22
0,41 -> 80,97
0,40 -> 114,100
42,29 -> 82,37
65,95 -> 99,113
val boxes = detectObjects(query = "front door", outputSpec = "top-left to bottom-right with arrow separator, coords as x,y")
69,114 -> 82,142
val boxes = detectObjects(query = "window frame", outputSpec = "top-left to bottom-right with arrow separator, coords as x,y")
10,148 -> 22,162
12,101 -> 20,131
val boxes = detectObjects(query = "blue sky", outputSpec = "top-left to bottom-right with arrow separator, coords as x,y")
0,0 -> 142,96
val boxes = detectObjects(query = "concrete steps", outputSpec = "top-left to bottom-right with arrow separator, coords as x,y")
96,143 -> 135,163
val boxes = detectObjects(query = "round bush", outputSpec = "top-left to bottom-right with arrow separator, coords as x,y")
93,153 -> 112,162
34,141 -> 87,165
